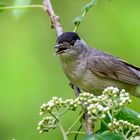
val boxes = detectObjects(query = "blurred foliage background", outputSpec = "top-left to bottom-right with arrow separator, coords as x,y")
0,0 -> 140,139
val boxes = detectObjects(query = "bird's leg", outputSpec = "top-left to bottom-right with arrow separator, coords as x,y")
69,83 -> 93,134
69,83 -> 81,97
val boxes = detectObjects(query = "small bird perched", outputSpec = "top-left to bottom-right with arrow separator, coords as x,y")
55,32 -> 140,98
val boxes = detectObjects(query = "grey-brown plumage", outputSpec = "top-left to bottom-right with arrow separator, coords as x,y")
55,32 -> 140,97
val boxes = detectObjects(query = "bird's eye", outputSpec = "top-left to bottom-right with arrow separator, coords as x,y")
70,40 -> 75,46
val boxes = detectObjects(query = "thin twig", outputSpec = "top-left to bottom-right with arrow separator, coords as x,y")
43,0 -> 64,37
73,10 -> 87,32
68,131 -> 86,135
0,5 -> 44,10
73,0 -> 97,32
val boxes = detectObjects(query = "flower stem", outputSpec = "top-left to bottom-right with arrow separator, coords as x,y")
50,112 -> 68,140
74,124 -> 83,140
49,112 -> 60,122
66,112 -> 84,135
58,106 -> 69,116
100,118 -> 111,131
0,5 -> 44,10
107,111 -> 112,121
68,131 -> 86,135
111,96 -> 115,132
59,124 -> 68,140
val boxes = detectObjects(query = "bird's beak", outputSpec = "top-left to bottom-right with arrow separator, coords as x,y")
54,44 -> 61,54
54,44 -> 60,49
54,45 -> 60,56
54,43 -> 68,54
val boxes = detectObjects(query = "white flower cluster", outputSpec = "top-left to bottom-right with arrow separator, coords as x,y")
65,99 -> 79,110
40,96 -> 80,116
108,119 -> 140,138
77,92 -> 110,120
40,87 -> 131,116
103,87 -> 132,107
38,87 -> 133,134
37,116 -> 56,133
40,97 -> 65,115
133,136 -> 140,140
77,87 -> 131,120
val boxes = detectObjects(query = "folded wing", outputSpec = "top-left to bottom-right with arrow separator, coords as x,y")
88,55 -> 140,85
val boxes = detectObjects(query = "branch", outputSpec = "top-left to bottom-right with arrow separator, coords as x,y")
82,113 -> 93,135
0,5 -> 44,10
43,0 -> 64,37
73,0 -> 97,32
43,0 -> 93,135
71,84 -> 93,134
70,83 -> 93,134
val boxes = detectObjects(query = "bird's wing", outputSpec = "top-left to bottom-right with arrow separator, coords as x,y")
87,55 -> 140,85
119,59 -> 140,78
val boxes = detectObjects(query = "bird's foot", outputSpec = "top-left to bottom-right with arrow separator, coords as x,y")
69,83 -> 81,96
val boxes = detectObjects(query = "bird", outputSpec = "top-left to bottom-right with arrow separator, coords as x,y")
54,32 -> 140,98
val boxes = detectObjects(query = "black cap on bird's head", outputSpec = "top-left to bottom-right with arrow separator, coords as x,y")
55,32 -> 81,54
57,32 -> 81,46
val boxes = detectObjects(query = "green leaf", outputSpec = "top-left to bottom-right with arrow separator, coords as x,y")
12,0 -> 32,18
82,0 -> 96,13
82,131 -> 125,140
73,0 -> 97,32
101,107 -> 140,132
93,119 -> 101,133
73,16 -> 83,25
116,107 -> 140,125
0,2 -> 5,13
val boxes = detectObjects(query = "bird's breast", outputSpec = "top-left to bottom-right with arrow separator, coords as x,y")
62,60 -> 99,93
62,60 -> 85,82
61,59 -> 134,95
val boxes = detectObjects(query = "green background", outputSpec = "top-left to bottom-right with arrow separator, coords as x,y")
0,0 -> 140,139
